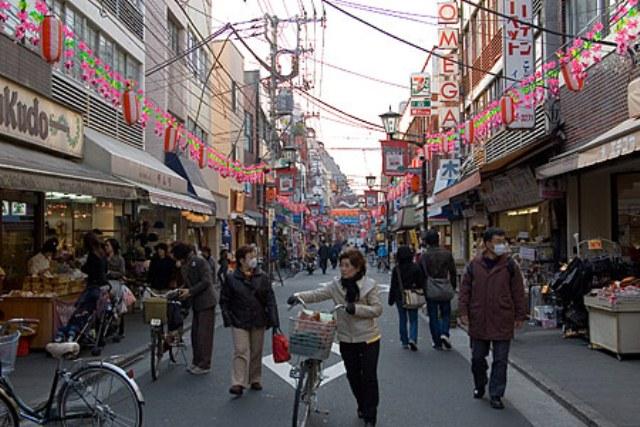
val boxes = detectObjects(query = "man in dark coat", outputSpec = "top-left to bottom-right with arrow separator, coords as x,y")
172,243 -> 219,375
458,227 -> 526,410
318,241 -> 331,274
419,229 -> 457,350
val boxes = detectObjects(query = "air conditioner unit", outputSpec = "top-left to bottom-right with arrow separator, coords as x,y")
627,77 -> 640,119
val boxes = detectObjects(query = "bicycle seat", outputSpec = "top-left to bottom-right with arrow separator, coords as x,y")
45,342 -> 80,359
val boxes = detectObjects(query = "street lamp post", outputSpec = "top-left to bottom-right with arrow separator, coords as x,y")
379,106 -> 401,271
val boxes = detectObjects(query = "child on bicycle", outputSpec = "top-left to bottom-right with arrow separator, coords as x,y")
288,248 -> 382,427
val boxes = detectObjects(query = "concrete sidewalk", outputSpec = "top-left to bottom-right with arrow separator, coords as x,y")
509,326 -> 640,427
9,310 -> 154,404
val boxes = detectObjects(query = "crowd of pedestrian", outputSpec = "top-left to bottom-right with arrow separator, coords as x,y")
40,223 -> 526,426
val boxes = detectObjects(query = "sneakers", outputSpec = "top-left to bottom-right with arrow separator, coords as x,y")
440,335 -> 452,350
408,341 -> 418,352
187,365 -> 210,375
229,385 -> 244,396
490,397 -> 505,410
402,344 -> 410,350
250,382 -> 263,391
473,388 -> 485,399
432,342 -> 443,350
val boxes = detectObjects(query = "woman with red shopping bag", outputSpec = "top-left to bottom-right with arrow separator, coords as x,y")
220,245 -> 280,396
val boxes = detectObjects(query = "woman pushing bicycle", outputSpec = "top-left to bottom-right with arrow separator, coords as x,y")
287,248 -> 382,427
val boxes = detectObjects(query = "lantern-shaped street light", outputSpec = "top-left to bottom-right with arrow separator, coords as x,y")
366,175 -> 376,190
379,106 -> 401,138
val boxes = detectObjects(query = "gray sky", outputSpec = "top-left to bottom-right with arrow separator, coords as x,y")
214,0 -> 438,192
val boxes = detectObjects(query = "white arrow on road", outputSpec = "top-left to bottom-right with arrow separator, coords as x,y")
263,343 -> 345,389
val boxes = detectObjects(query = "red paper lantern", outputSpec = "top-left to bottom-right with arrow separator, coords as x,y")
198,144 -> 206,169
164,126 -> 179,152
410,175 -> 420,192
40,15 -> 63,64
122,85 -> 140,125
463,119 -> 475,143
561,63 -> 584,92
500,95 -> 515,125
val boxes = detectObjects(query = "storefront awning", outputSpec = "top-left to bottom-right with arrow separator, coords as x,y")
230,212 -> 258,227
166,152 -> 217,211
124,180 -> 213,215
84,128 -> 189,194
536,117 -> 640,179
434,171 -> 481,204
392,206 -> 418,232
0,140 -> 136,199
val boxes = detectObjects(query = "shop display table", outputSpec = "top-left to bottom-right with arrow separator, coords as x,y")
584,295 -> 640,360
0,293 -> 81,349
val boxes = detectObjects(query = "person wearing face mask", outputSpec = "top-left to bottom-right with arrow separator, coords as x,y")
287,248 -> 382,427
221,245 -> 279,396
171,242 -> 219,375
458,227 -> 526,410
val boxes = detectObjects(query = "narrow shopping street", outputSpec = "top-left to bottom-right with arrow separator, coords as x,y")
125,270 -> 580,427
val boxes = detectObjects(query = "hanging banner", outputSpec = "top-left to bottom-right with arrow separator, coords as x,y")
410,73 -> 432,117
380,139 -> 409,176
365,190 -> 378,208
276,167 -> 296,196
433,159 -> 461,194
502,0 -> 535,128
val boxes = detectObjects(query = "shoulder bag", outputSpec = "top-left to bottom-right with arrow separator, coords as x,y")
423,255 -> 455,301
396,268 -> 426,309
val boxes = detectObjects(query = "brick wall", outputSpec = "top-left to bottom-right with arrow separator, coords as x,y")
0,34 -> 51,97
471,29 -> 503,90
560,53 -> 640,152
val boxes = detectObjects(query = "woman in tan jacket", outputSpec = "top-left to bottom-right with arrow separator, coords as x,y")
288,248 -> 382,427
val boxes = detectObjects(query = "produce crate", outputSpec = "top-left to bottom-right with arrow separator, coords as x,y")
584,295 -> 640,359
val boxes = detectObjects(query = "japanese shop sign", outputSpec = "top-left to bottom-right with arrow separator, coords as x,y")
436,2 -> 460,129
437,2 -> 458,24
380,139 -> 409,177
502,0 -> 535,129
0,76 -> 83,157
410,73 -> 431,117
276,167 -> 296,196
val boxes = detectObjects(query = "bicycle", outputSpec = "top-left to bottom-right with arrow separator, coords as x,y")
142,287 -> 188,381
284,258 -> 302,279
288,297 -> 344,427
0,318 -> 144,426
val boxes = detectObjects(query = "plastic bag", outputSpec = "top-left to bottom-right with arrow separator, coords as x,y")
272,328 -> 291,363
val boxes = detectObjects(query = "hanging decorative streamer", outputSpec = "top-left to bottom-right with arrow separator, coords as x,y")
14,0 -> 268,185
11,1 -> 640,183
276,196 -> 309,214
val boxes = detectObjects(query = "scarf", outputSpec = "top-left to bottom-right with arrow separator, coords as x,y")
341,270 -> 365,303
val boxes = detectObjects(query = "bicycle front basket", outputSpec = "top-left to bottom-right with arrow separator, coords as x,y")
0,332 -> 20,377
288,317 -> 337,360
143,297 -> 168,323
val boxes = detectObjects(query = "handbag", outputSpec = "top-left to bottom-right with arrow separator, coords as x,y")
396,268 -> 426,309
272,328 -> 291,363
426,276 -> 455,302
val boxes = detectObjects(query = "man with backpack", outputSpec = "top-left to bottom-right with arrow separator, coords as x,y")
419,230 -> 457,350
458,228 -> 526,410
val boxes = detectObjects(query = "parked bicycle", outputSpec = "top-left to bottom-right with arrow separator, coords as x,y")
288,297 -> 344,427
142,287 -> 188,381
0,318 -> 144,426
284,258 -> 303,279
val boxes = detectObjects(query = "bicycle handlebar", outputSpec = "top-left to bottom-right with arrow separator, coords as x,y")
288,296 -> 345,314
0,318 -> 40,336
143,286 -> 181,299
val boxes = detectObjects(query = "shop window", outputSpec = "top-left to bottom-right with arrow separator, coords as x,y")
168,17 -> 180,55
1,191 -> 39,285
244,111 -> 254,153
565,0 -> 600,36
615,174 -> 640,264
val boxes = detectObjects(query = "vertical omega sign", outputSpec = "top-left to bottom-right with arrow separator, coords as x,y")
0,76 -> 83,157
437,2 -> 460,130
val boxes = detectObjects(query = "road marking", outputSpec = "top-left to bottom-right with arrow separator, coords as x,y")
263,343 -> 346,389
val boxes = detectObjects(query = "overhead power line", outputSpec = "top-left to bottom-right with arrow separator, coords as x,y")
321,0 -> 520,84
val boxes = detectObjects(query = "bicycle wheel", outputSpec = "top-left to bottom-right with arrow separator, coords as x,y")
58,364 -> 143,427
292,360 -> 318,427
150,329 -> 163,381
0,391 -> 18,427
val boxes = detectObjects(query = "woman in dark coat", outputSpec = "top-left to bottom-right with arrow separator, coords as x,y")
388,245 -> 425,351
220,245 -> 279,396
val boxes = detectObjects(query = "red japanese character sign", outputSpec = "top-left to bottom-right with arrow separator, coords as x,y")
502,0 -> 535,129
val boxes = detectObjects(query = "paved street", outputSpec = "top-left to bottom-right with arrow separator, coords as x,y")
125,270 -> 585,426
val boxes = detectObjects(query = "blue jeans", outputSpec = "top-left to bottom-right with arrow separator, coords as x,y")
396,305 -> 418,346
426,299 -> 451,347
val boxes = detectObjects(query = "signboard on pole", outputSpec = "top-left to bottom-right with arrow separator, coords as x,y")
380,139 -> 409,176
410,73 -> 432,117
502,0 -> 535,128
